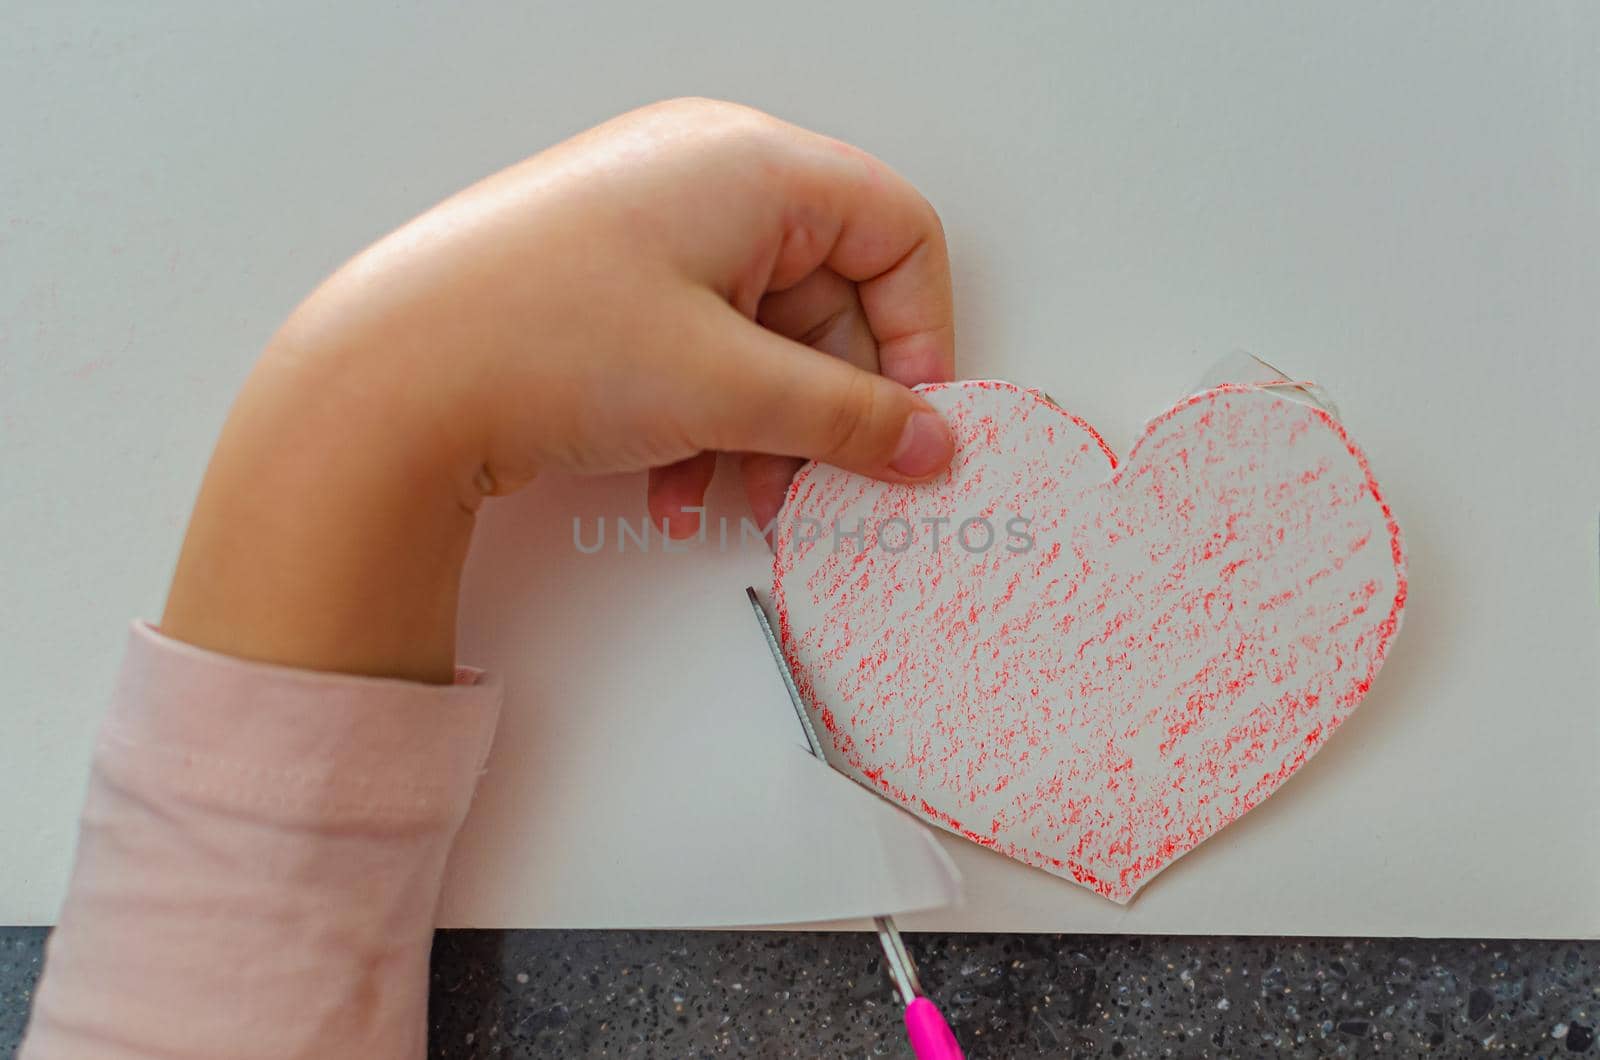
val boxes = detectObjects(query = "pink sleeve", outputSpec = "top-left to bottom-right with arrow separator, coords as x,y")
20,622 -> 503,1060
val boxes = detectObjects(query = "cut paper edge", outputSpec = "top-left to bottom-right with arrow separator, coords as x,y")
772,375 -> 1407,904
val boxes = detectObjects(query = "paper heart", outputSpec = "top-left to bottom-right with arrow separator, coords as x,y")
772,380 -> 1406,903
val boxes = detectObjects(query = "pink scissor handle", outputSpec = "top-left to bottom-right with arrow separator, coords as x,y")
904,997 -> 962,1059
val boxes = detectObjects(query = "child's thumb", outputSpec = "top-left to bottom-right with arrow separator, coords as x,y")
707,316 -> 955,482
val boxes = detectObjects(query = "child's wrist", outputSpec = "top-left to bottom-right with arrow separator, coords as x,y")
161,332 -> 481,684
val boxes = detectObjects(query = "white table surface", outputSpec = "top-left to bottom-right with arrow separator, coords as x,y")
3,2 -> 1596,936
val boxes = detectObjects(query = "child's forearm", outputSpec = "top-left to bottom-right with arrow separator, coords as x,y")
161,325 -> 478,685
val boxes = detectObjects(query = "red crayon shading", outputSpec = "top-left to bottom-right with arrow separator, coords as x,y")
772,381 -> 1406,903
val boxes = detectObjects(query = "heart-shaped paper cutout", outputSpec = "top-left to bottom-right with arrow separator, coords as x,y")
772,380 -> 1406,903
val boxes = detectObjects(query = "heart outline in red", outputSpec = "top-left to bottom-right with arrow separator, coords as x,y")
772,380 -> 1406,903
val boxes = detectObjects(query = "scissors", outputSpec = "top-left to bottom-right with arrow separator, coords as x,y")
746,587 -> 963,1060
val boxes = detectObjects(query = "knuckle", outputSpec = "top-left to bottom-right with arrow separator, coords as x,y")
650,96 -> 772,133
639,98 -> 785,173
645,95 -> 727,116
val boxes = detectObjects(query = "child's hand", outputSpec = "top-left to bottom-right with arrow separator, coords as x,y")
162,99 -> 956,683
284,97 -> 955,527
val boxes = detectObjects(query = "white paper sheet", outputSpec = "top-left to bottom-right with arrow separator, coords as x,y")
2,2 -> 1596,936
436,474 -> 960,927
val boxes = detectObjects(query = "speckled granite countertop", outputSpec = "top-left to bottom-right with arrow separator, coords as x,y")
2,928 -> 1595,1056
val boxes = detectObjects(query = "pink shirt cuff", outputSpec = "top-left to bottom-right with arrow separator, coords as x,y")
22,622 -> 503,1059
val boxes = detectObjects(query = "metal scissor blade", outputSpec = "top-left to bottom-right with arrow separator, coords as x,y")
745,586 -> 826,759
874,915 -> 924,1006
745,586 -> 954,1052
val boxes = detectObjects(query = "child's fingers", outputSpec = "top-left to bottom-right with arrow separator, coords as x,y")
651,270 -> 892,540
647,452 -> 718,540
757,267 -> 880,374
752,268 -> 880,528
769,128 -> 956,388
690,304 -> 954,482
